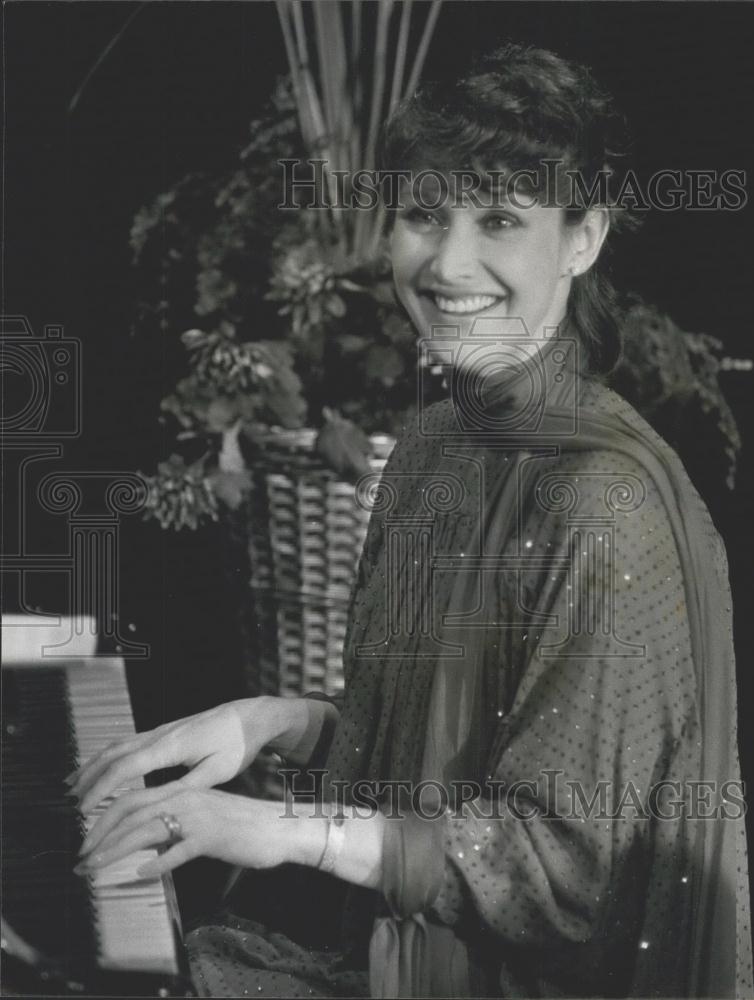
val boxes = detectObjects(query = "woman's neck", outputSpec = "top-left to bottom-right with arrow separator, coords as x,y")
463,331 -> 584,422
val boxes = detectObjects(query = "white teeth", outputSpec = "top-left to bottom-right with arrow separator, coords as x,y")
433,293 -> 501,314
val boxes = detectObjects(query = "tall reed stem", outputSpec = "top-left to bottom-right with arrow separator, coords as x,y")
276,1 -> 443,266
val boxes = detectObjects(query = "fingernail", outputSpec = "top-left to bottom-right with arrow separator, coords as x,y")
79,834 -> 96,856
73,862 -> 88,875
64,772 -> 78,785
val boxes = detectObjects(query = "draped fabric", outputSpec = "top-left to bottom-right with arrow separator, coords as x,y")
324,347 -> 751,998
187,340 -> 751,998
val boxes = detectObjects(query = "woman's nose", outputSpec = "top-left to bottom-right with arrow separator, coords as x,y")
428,225 -> 475,285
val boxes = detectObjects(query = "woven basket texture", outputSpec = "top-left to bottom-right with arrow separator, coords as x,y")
233,429 -> 394,700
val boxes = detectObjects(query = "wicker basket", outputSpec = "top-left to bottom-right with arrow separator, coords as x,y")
231,428 -> 393,700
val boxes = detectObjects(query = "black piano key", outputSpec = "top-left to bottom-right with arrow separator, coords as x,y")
2,668 -> 97,967
2,661 -> 195,998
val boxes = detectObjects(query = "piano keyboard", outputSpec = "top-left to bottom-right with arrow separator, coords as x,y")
2,658 -> 190,995
68,661 -> 182,975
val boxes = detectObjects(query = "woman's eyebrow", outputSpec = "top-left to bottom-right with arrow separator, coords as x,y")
473,173 -> 540,208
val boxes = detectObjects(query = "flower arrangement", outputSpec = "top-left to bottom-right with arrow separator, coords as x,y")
136,0 -> 448,530
133,86 -> 430,530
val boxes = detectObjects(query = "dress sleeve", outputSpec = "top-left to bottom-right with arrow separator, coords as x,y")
297,692 -> 342,769
385,448 -> 698,954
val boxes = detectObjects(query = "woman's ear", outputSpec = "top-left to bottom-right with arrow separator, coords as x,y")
568,209 -> 610,276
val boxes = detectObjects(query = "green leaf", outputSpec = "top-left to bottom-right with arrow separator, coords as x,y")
315,409 -> 371,481
365,344 -> 405,386
339,333 -> 369,355
206,398 -> 239,432
326,293 -> 347,318
181,327 -> 209,350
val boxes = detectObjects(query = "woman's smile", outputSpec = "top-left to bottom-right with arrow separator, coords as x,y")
424,290 -> 507,316
390,190 -> 576,353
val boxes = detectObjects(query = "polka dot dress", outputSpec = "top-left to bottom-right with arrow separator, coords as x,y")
186,377 -> 751,997
186,915 -> 369,998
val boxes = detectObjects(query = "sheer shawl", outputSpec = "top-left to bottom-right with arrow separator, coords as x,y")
324,347 -> 751,998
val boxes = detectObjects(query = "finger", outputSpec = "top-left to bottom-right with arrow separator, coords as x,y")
73,718 -> 182,796
80,783 -> 182,856
137,840 -> 196,879
78,746 -> 166,815
71,733 -> 146,796
179,756 -> 224,789
84,784 -> 189,858
88,788 -> 204,864
77,816 -> 170,873
71,738 -> 138,790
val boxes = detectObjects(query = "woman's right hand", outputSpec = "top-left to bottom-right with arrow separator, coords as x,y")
69,695 -> 313,816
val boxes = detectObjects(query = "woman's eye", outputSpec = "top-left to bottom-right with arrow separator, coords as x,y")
402,208 -> 442,228
483,214 -> 519,232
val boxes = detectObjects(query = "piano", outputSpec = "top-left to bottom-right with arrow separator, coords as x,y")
2,623 -> 194,996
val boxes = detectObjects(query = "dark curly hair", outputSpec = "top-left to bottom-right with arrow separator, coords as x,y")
381,43 -> 639,374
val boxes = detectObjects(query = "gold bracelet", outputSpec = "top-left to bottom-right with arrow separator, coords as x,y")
318,813 -> 346,873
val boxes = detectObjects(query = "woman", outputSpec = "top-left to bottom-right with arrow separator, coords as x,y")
70,44 -> 751,997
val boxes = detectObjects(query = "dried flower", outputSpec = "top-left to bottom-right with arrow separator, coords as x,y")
267,238 -> 347,338
141,454 -> 219,531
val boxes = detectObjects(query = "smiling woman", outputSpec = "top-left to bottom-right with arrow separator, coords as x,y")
381,42 -> 637,375
390,189 -> 608,368
70,42 -> 751,999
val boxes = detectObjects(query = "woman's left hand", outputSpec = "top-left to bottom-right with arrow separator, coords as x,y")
74,788 -> 326,879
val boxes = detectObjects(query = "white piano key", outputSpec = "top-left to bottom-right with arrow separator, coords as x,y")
66,662 -> 180,975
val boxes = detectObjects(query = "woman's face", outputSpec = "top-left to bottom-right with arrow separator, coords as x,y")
390,180 -> 577,368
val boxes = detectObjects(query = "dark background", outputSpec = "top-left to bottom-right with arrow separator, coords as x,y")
3,0 -> 753,910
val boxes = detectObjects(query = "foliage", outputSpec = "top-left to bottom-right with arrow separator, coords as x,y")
135,1 -> 451,529
274,0 -> 442,262
612,298 -> 742,491
142,454 -> 220,531
131,78 -> 425,530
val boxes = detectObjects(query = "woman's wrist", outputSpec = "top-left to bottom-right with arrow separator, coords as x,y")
286,810 -> 329,869
264,696 -> 338,766
285,804 -> 385,889
237,695 -> 307,758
